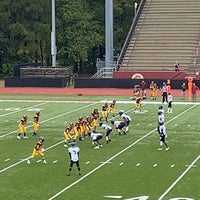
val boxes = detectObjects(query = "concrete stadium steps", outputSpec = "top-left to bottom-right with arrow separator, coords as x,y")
120,0 -> 200,77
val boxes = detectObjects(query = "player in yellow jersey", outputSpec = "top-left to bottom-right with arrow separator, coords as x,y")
134,97 -> 142,112
17,119 -> 28,139
152,83 -> 158,100
33,116 -> 39,136
108,99 -> 116,117
73,122 -> 82,141
100,103 -> 108,122
91,108 -> 99,132
27,136 -> 47,164
64,127 -> 73,147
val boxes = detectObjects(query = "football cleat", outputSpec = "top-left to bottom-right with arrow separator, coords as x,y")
43,160 -> 47,164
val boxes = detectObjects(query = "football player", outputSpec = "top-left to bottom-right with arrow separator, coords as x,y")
119,111 -> 131,133
67,142 -> 81,176
64,127 -> 73,147
99,122 -> 112,144
91,108 -> 99,132
17,118 -> 28,139
108,99 -> 116,117
88,132 -> 103,149
33,116 -> 39,136
100,102 -> 108,122
111,120 -> 126,135
157,112 -> 169,151
27,136 -> 47,164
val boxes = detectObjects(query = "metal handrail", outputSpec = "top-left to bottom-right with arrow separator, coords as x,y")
116,0 -> 147,70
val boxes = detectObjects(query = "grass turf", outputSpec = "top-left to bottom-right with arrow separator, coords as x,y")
0,94 -> 199,200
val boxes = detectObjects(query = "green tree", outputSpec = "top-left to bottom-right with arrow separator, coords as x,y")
0,0 -> 135,76
57,0 -> 102,73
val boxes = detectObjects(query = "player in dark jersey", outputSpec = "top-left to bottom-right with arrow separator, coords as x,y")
108,99 -> 116,117
91,108 -> 99,132
134,97 -> 142,112
100,103 -> 108,122
111,120 -> 126,135
99,122 -> 112,144
17,118 -> 28,139
27,136 -> 47,164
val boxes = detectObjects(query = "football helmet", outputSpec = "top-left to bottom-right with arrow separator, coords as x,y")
71,142 -> 76,147
39,136 -> 44,142
119,111 -> 124,116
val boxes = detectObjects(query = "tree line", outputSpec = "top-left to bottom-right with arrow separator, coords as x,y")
0,0 -> 138,77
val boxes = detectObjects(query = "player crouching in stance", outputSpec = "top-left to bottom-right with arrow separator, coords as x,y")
157,111 -> 169,151
99,122 -> 112,144
67,141 -> 81,176
111,120 -> 126,135
27,136 -> 47,164
119,111 -> 131,133
88,132 -> 103,149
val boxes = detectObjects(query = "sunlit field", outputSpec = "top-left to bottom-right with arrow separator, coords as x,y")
0,93 -> 199,200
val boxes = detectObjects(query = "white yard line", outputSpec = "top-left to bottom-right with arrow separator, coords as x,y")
0,101 -> 99,173
48,104 -> 197,200
0,101 -> 98,138
0,102 -> 48,118
158,154 -> 200,200
0,100 -> 198,199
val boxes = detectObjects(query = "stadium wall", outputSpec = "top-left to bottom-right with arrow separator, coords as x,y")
113,71 -> 187,80
74,78 -> 199,89
5,77 -> 68,88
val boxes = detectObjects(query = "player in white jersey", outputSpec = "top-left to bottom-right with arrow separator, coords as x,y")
88,132 -> 103,149
167,93 -> 173,113
67,142 -> 81,176
157,112 -> 169,151
158,105 -> 164,117
119,111 -> 131,133
111,120 -> 126,135
99,122 -> 112,144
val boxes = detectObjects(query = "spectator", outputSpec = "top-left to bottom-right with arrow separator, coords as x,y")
161,82 -> 168,103
181,82 -> 187,100
174,62 -> 180,72
192,83 -> 199,102
150,81 -> 154,99
140,80 -> 147,99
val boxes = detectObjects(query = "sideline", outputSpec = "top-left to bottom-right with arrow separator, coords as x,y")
48,104 -> 197,200
0,102 -> 48,118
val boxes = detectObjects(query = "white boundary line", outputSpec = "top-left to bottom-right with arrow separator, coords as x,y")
0,101 -> 98,138
158,154 -> 200,200
0,102 -> 48,118
48,104 -> 197,200
0,101 -> 99,173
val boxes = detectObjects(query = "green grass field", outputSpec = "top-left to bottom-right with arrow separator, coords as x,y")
0,94 -> 199,200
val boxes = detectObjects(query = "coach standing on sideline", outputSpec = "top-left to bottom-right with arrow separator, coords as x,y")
161,82 -> 168,103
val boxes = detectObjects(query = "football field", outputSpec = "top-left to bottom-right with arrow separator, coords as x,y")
0,94 -> 199,200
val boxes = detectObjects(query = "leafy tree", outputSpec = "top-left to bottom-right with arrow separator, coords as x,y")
57,0 -> 102,73
0,0 -> 135,76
